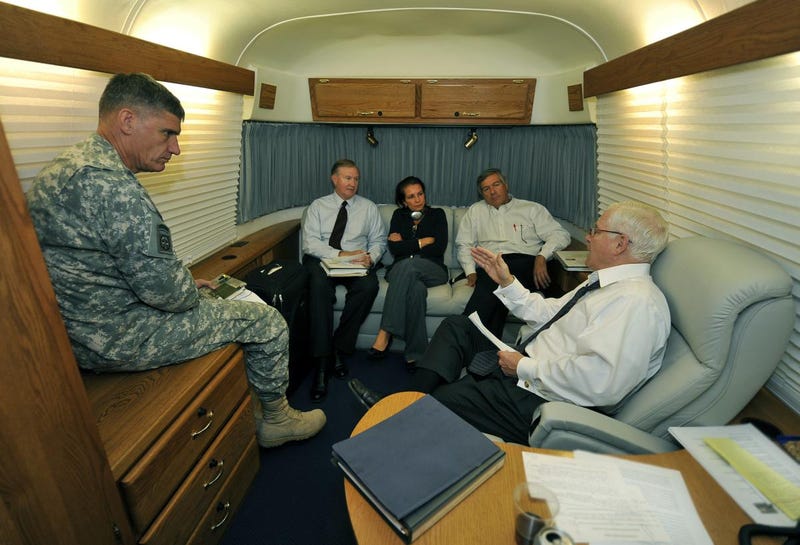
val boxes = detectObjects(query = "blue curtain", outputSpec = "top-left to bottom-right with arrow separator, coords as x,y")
239,122 -> 597,227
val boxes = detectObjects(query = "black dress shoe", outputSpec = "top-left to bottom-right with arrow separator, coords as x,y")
347,379 -> 383,410
333,352 -> 348,378
367,347 -> 387,360
310,363 -> 328,402
367,338 -> 393,360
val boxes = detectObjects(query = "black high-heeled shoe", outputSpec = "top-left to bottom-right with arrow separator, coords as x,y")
367,337 -> 392,360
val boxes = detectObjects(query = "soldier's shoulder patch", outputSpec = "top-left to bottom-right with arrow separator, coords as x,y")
157,224 -> 172,254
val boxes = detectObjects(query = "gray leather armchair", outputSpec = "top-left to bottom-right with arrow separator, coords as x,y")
528,236 -> 794,454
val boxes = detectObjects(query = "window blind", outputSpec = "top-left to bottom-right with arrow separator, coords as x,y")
0,58 -> 243,265
596,52 -> 800,413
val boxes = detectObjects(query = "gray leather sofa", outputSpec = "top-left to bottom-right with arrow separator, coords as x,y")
528,236 -> 795,454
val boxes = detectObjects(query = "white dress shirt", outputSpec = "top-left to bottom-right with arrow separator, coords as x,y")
494,263 -> 670,410
302,193 -> 387,264
456,197 -> 571,276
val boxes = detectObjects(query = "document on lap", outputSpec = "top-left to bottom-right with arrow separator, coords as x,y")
467,311 -> 515,352
321,254 -> 369,277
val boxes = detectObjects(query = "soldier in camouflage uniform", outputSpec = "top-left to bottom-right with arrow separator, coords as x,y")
26,73 -> 325,448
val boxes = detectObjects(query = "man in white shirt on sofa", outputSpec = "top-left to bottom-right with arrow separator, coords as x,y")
456,168 -> 571,337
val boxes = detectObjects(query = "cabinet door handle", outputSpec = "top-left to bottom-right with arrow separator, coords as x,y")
209,501 -> 231,531
203,458 -> 225,489
191,408 -> 215,439
460,112 -> 480,117
357,111 -> 376,116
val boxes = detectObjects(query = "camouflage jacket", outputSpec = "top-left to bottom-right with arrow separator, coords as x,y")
26,133 -> 198,364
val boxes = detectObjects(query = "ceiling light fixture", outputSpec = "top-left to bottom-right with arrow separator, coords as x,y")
463,128 -> 478,150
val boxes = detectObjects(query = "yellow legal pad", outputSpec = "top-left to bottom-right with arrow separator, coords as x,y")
705,437 -> 800,520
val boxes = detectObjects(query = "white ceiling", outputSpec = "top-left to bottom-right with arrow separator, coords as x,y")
10,0 -> 755,76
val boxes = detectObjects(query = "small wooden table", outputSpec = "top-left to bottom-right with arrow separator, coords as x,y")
344,391 -> 779,545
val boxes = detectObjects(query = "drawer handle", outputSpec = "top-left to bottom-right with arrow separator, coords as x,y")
204,458 -> 225,489
191,408 -> 215,439
210,501 -> 231,531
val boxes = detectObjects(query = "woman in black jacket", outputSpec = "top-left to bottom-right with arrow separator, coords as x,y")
368,176 -> 449,369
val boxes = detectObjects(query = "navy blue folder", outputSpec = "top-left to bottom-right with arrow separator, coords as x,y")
332,395 -> 505,542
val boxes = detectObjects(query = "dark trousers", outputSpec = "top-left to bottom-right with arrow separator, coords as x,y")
418,315 -> 544,444
462,253 -> 538,337
303,255 -> 379,358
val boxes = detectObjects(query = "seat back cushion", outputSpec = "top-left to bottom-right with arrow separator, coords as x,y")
614,236 -> 793,434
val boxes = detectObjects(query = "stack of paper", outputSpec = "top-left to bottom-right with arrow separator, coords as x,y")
321,257 -> 369,277
332,395 -> 505,542
669,424 -> 800,526
522,450 -> 713,545
555,250 -> 590,272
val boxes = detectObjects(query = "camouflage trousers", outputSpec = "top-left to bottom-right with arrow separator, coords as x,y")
75,298 -> 290,401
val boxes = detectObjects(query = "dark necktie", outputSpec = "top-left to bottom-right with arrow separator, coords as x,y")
328,201 -> 348,250
468,279 -> 602,376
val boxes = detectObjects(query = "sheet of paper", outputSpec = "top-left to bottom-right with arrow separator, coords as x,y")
669,424 -> 800,526
522,452 -> 670,543
575,451 -> 713,545
229,287 -> 267,304
467,311 -> 514,352
705,437 -> 800,519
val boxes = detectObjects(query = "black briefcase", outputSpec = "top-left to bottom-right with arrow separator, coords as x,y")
244,259 -> 311,393
244,259 -> 308,323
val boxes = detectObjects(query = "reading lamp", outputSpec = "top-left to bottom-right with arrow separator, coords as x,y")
463,128 -> 478,150
366,127 -> 379,147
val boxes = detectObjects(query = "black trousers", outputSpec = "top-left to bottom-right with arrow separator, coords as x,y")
462,253 -> 538,337
418,315 -> 544,444
303,255 -> 379,358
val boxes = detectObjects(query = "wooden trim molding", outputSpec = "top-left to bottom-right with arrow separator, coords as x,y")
0,3 -> 255,96
584,0 -> 800,97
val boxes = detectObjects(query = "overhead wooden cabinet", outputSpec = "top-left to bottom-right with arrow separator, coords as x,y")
309,77 -> 536,124
419,79 -> 535,123
309,78 -> 417,121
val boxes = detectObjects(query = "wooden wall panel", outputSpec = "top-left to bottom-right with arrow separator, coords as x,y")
0,3 -> 254,96
0,118 -> 135,544
584,0 -> 800,97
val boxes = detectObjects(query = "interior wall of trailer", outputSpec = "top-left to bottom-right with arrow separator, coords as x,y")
596,52 -> 800,413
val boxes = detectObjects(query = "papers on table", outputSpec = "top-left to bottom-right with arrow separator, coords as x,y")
669,424 -> 800,526
522,451 -> 712,545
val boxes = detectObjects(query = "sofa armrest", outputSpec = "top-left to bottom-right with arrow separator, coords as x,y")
528,401 -> 679,454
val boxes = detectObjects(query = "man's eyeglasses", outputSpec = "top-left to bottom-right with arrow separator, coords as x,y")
589,227 -> 625,237
589,226 -> 633,244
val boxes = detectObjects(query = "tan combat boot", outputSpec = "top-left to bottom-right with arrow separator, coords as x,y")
257,396 -> 326,448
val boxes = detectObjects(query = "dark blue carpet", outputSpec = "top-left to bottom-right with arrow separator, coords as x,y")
220,350 -> 415,545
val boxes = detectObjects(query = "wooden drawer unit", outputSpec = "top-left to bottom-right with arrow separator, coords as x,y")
187,439 -> 260,545
83,344 -> 258,542
121,351 -> 249,532
140,397 -> 256,545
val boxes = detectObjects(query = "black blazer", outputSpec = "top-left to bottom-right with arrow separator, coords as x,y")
386,206 -> 448,273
